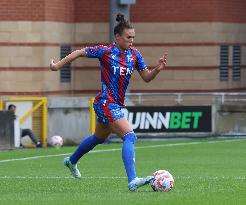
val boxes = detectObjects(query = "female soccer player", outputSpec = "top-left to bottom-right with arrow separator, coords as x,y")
50,13 -> 167,191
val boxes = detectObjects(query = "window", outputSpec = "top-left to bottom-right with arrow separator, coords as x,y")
60,45 -> 71,82
219,45 -> 229,81
232,45 -> 241,81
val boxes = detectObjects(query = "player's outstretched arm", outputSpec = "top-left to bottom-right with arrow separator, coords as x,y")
139,53 -> 167,83
50,48 -> 87,71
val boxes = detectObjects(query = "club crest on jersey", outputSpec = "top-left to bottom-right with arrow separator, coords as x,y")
111,54 -> 116,60
127,55 -> 133,62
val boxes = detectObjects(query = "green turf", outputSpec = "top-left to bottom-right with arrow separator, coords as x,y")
0,138 -> 246,205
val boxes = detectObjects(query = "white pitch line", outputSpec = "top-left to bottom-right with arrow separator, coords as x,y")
0,176 -> 127,179
175,176 -> 246,180
0,175 -> 245,180
0,138 -> 245,164
134,138 -> 244,149
0,153 -> 72,163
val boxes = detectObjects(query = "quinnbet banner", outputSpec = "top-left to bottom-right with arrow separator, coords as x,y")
122,106 -> 212,133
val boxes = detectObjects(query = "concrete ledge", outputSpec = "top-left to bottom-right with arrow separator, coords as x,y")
217,104 -> 246,112
48,97 -> 90,108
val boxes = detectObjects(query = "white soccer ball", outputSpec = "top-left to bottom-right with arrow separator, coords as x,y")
51,135 -> 63,147
150,170 -> 174,192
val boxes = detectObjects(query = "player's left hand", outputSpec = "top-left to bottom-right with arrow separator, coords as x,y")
157,53 -> 168,71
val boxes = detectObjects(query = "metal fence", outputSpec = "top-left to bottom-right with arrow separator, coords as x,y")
125,92 -> 246,106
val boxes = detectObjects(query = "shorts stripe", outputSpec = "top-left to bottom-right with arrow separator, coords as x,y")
102,104 -> 114,123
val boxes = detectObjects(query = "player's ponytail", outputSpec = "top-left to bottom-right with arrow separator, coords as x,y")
114,13 -> 133,36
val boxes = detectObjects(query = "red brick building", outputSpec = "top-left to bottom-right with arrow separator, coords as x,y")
0,0 -> 245,96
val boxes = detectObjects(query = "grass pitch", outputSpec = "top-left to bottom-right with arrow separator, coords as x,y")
0,138 -> 246,205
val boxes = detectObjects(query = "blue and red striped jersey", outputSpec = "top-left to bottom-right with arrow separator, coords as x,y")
85,43 -> 147,106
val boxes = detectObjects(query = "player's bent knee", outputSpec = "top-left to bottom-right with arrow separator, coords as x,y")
94,135 -> 106,144
94,131 -> 110,140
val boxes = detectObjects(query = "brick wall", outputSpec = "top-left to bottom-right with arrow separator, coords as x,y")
0,0 -> 45,21
44,0 -> 74,22
0,0 -> 246,95
1,0 -> 246,23
131,0 -> 246,23
0,0 -> 74,22
74,0 -> 109,22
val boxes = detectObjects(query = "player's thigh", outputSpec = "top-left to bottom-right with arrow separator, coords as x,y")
94,122 -> 111,140
109,117 -> 133,138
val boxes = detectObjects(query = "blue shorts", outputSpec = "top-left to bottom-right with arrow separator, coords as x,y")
93,102 -> 124,124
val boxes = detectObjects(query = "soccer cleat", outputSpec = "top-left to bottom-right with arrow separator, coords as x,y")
128,176 -> 153,191
64,157 -> 81,178
36,142 -> 42,148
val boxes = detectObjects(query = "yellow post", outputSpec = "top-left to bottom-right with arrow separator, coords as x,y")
19,100 -> 44,124
4,97 -> 48,147
42,98 -> 48,147
89,97 -> 96,134
8,97 -> 45,101
0,100 -> 3,110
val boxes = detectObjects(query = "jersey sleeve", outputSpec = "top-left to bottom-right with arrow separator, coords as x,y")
133,49 -> 147,72
85,45 -> 108,59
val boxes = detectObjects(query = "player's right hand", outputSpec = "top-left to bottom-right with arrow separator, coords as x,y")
50,59 -> 58,71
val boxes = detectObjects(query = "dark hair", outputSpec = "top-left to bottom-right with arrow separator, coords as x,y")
8,104 -> 16,110
114,13 -> 133,36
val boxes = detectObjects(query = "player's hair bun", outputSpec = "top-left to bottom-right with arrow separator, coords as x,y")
114,13 -> 133,35
116,13 -> 125,23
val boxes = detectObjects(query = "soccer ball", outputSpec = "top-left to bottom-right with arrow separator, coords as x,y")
150,170 -> 174,192
51,135 -> 63,147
